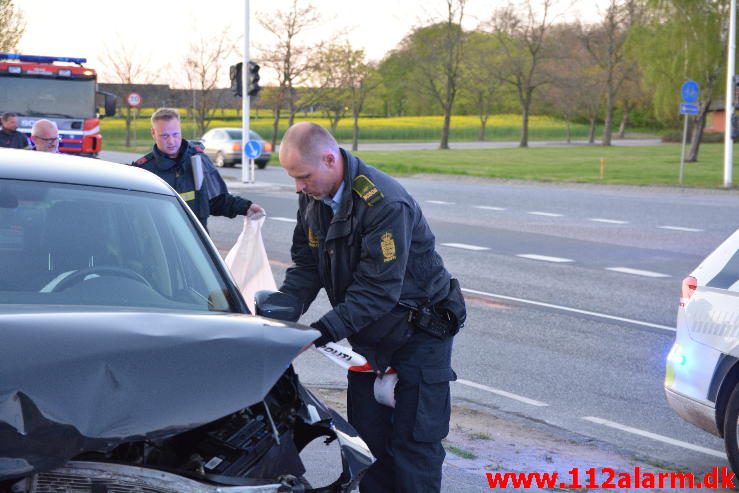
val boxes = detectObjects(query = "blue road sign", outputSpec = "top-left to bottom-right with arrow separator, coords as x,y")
681,80 -> 700,104
244,139 -> 263,159
680,103 -> 700,116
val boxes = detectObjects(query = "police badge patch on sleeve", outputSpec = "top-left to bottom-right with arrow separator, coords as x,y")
380,231 -> 396,262
308,228 -> 319,248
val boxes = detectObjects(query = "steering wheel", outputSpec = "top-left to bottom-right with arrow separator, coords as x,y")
50,266 -> 153,292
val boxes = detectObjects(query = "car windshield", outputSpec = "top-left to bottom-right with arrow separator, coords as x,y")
225,130 -> 261,141
0,179 -> 239,312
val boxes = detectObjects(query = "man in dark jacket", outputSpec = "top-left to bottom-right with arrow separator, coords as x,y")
279,122 -> 465,492
132,108 -> 262,230
0,113 -> 29,149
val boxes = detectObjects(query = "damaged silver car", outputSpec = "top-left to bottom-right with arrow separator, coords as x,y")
0,150 -> 373,492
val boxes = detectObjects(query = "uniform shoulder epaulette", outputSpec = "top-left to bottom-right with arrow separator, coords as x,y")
192,144 -> 205,154
133,153 -> 154,166
352,174 -> 384,206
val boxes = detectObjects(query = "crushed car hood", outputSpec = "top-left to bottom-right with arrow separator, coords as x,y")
0,310 -> 318,479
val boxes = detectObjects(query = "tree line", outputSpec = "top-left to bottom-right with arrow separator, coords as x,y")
1,0 -> 732,161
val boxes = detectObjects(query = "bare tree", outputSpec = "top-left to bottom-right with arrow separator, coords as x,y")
257,0 -> 322,149
580,0 -> 641,146
0,0 -> 24,53
490,0 -> 555,147
101,45 -> 154,147
182,31 -> 237,138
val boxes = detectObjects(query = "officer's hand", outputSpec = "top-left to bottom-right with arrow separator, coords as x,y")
247,203 -> 265,219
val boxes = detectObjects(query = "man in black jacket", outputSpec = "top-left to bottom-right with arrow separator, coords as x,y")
0,113 -> 28,149
279,122 -> 465,492
132,108 -> 262,230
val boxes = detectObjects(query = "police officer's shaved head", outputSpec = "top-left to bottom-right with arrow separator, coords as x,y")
280,122 -> 344,200
150,108 -> 180,125
280,122 -> 339,166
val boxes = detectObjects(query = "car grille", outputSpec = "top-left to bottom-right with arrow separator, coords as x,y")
33,470 -> 179,493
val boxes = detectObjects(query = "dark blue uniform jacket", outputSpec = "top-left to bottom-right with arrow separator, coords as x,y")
280,149 -> 451,369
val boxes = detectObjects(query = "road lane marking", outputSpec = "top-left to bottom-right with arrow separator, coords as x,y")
589,218 -> 629,224
427,200 -> 455,205
528,211 -> 564,217
474,206 -> 507,211
606,267 -> 670,278
461,287 -> 675,332
517,254 -> 574,263
270,217 -> 298,223
456,379 -> 549,407
582,417 -> 725,459
441,243 -> 491,251
658,225 -> 704,232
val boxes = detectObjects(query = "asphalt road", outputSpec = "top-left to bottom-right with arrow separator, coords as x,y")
102,150 -> 739,490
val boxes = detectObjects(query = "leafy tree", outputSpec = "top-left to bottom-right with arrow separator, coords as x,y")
460,31 -> 504,140
0,0 -> 24,53
629,0 -> 729,161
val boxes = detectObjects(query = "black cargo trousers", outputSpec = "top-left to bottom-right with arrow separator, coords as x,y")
347,330 -> 456,492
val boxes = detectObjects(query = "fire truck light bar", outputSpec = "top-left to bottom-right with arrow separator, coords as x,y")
0,53 -> 87,64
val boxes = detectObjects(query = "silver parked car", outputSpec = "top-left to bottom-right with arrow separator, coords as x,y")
200,127 -> 272,169
0,149 -> 372,492
665,228 -> 739,473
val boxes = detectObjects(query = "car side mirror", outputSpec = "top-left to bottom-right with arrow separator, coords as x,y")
254,290 -> 302,322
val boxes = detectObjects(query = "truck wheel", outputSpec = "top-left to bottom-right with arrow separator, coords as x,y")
724,384 -> 739,475
215,152 -> 225,168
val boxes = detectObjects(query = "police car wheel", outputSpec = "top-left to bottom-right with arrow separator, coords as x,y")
723,384 -> 739,475
215,152 -> 225,168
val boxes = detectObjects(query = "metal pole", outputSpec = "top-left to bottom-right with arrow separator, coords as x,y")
724,0 -> 736,188
679,114 -> 688,186
241,0 -> 252,183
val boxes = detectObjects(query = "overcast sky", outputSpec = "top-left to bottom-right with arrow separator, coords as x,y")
17,0 -> 607,87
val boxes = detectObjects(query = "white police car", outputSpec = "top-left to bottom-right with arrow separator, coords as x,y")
665,228 -> 739,472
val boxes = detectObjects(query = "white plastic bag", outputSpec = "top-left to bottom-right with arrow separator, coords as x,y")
225,214 -> 276,313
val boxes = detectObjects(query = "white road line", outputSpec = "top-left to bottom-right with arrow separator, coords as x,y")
589,218 -> 629,225
461,287 -> 675,332
426,200 -> 455,205
271,217 -> 298,223
582,417 -> 725,459
474,206 -> 507,211
517,254 -> 574,263
658,225 -> 704,232
441,243 -> 491,251
528,211 -> 564,217
456,379 -> 549,407
606,267 -> 671,278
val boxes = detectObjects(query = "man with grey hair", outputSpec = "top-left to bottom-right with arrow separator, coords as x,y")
132,108 -> 262,231
278,122 -> 466,492
30,119 -> 60,153
0,112 -> 29,149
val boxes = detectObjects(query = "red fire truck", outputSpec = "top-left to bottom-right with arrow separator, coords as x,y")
0,53 -> 116,156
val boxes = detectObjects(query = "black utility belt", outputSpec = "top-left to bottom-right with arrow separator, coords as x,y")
402,302 -> 459,339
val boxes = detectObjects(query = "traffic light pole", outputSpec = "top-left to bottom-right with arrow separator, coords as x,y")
241,0 -> 254,184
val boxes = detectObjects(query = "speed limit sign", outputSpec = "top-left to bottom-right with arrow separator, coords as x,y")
127,92 -> 142,108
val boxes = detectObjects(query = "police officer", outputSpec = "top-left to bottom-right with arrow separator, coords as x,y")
132,108 -> 262,230
278,122 -> 466,492
0,112 -> 29,149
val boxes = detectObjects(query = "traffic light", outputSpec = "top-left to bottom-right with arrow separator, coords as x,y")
230,62 -> 242,97
247,61 -> 261,97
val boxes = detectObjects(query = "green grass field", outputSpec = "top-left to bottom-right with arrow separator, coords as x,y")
354,144 -> 736,188
101,113 -> 735,189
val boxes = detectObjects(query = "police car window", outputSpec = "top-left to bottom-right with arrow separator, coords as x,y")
707,249 -> 739,292
0,179 -> 238,312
